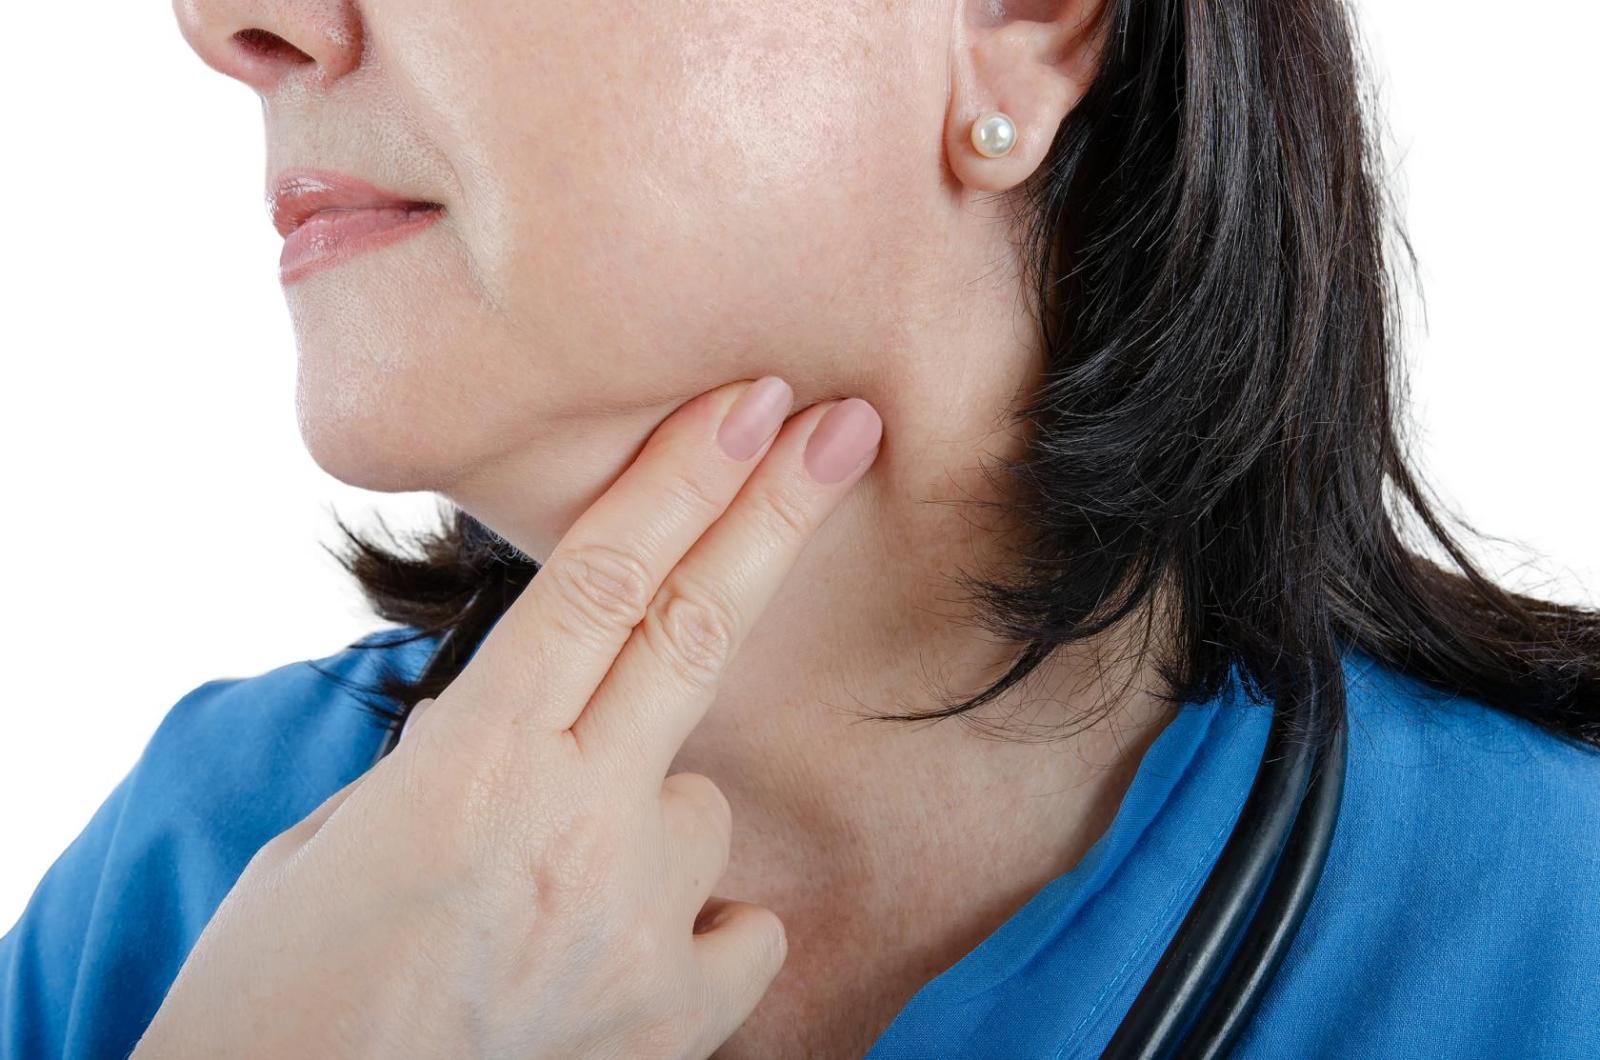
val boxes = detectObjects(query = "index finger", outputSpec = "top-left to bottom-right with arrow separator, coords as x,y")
438,376 -> 795,731
571,395 -> 882,785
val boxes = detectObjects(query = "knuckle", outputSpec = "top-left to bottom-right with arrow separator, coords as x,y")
249,830 -> 298,872
642,582 -> 738,688
391,717 -> 451,811
752,482 -> 815,541
682,772 -> 734,840
384,706 -> 558,865
393,706 -> 480,805
666,772 -> 734,857
547,544 -> 655,640
706,783 -> 735,841
753,907 -> 789,968
529,810 -> 624,917
661,466 -> 728,522
384,736 -> 496,872
769,910 -> 789,960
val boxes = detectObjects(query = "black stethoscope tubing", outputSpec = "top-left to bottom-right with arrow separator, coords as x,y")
1102,662 -> 1350,1059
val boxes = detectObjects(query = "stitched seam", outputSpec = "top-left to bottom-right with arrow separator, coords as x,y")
1053,804 -> 1241,1059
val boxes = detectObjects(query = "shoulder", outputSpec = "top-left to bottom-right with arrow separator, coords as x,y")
1241,650 -> 1600,1057
137,627 -> 440,813
0,628 -> 439,1060
1339,648 -> 1600,846
119,627 -> 440,875
102,624 -> 445,904
1333,649 -> 1600,948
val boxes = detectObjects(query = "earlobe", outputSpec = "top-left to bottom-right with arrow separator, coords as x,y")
945,0 -> 1106,194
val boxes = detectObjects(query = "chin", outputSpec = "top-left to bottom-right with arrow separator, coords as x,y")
289,325 -> 485,495
284,247 -> 509,493
293,379 -> 451,493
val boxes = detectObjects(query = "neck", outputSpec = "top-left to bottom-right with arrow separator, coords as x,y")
661,368 -> 1178,917
443,256 -> 1178,931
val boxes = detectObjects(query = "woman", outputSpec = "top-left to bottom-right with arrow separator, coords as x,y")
4,0 -> 1598,1055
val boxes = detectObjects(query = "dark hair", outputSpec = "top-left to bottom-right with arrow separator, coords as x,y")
321,0 -> 1600,757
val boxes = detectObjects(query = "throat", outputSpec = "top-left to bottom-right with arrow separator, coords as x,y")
684,690 -> 1177,1058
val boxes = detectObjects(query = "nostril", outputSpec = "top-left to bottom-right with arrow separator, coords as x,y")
231,28 -> 314,66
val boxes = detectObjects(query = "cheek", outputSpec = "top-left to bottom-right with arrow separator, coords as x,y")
586,7 -> 944,371
407,1 -> 931,373
299,0 -> 941,492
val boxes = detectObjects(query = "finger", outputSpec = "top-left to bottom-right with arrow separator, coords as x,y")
575,396 -> 882,784
441,377 -> 794,735
691,900 -> 789,1050
660,772 -> 733,926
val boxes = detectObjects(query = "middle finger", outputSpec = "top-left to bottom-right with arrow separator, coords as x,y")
437,376 -> 794,735
574,396 -> 883,786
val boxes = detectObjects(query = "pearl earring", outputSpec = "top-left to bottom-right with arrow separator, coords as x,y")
970,111 -> 1017,158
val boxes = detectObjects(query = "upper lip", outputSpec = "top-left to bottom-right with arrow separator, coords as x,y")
268,168 -> 442,237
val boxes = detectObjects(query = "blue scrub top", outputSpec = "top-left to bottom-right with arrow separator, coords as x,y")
4,629 -> 1598,1058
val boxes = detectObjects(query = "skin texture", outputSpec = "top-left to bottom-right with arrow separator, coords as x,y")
132,383 -> 877,1057
170,0 -> 1175,1055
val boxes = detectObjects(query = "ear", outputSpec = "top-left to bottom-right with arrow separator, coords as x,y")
946,0 -> 1107,194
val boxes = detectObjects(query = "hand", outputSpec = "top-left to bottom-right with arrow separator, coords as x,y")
130,377 -> 884,1059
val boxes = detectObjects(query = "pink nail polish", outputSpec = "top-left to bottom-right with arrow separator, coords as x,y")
803,398 -> 883,484
717,376 -> 793,460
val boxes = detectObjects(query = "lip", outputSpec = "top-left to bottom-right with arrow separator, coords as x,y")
269,169 -> 444,284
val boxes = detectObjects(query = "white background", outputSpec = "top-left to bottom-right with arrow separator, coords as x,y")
2,2 -> 1596,926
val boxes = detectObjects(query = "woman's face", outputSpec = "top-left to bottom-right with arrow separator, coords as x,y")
175,0 -> 1067,551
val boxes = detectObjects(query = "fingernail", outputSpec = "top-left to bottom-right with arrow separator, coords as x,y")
717,376 -> 793,460
803,398 -> 883,484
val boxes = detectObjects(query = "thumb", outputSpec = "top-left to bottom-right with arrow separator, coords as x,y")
692,899 -> 789,1050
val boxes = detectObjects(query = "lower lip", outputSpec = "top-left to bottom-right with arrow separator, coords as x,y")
279,205 -> 443,284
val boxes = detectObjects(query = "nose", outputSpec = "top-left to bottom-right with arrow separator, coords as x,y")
173,0 -> 363,94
